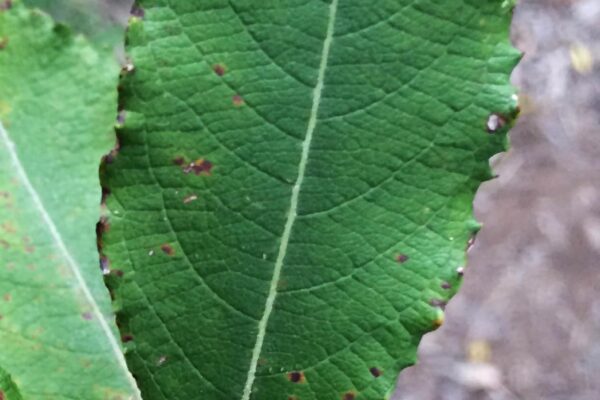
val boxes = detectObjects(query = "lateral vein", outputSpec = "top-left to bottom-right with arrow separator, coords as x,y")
240,0 -> 339,398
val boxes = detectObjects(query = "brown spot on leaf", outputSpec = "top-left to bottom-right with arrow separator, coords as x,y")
441,281 -> 452,290
213,64 -> 226,76
343,392 -> 356,400
183,159 -> 213,176
288,371 -> 305,383
395,254 -> 409,263
232,94 -> 245,106
183,194 -> 198,204
161,244 -> 174,256
457,266 -> 465,277
0,239 -> 8,249
0,389 -> 5,400
0,36 -> 8,50
3,293 -> 11,302
369,367 -> 382,377
173,156 -> 185,166
0,0 -> 12,11
122,334 -> 134,342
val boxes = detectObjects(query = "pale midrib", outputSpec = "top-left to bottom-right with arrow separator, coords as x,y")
240,0 -> 339,399
0,121 -> 140,399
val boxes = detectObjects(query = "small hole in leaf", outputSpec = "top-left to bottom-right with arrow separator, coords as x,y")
183,194 -> 198,204
157,355 -> 167,366
486,113 -> 506,133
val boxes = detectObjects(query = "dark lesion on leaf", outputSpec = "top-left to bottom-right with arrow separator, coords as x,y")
213,64 -> 226,76
395,253 -> 409,264
343,392 -> 356,400
161,244 -> 175,256
287,371 -> 305,383
369,367 -> 382,378
121,334 -> 134,343
0,36 -> 8,50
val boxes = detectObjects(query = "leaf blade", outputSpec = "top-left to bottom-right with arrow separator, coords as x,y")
104,1 -> 519,399
0,2 -> 138,399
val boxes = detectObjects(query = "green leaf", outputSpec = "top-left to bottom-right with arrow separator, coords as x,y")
0,2 -> 138,399
103,1 -> 519,399
0,366 -> 23,400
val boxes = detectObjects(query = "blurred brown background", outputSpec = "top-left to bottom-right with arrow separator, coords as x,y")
394,0 -> 600,399
29,0 -> 600,398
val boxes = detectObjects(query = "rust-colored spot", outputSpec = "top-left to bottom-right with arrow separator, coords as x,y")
0,0 -> 12,11
161,244 -> 175,256
82,312 -> 93,320
441,281 -> 452,290
288,371 -> 305,383
0,389 -> 5,400
183,194 -> 198,204
343,392 -> 356,400
213,64 -> 226,76
3,293 -> 11,302
288,397 -> 298,400
173,156 -> 185,166
0,36 -> 8,50
183,159 -> 213,176
232,94 -> 245,106
122,334 -> 134,343
369,367 -> 382,377
395,254 -> 409,263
